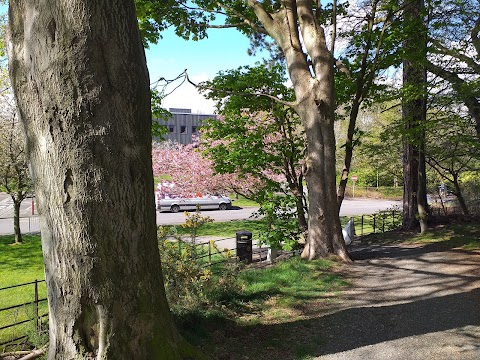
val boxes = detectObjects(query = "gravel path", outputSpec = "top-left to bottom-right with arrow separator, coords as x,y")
316,242 -> 480,360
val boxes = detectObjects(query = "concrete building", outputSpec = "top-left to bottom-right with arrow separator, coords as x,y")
156,108 -> 216,145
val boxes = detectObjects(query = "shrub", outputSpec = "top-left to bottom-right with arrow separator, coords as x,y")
157,225 -> 240,313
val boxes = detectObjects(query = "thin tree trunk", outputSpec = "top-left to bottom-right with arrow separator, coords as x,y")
290,181 -> 308,232
453,176 -> 470,216
8,1 -> 208,359
337,103 -> 360,211
13,199 -> 22,244
417,139 -> 428,233
402,141 -> 419,229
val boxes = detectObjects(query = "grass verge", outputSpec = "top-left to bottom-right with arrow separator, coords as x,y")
173,219 -> 268,238
176,256 -> 349,360
406,222 -> 480,249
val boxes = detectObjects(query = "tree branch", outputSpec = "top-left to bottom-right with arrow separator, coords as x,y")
427,60 -> 480,137
247,0 -> 274,30
218,1 -> 268,34
186,73 -> 298,108
430,39 -> 480,74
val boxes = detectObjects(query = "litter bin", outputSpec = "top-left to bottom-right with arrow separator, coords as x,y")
236,230 -> 253,263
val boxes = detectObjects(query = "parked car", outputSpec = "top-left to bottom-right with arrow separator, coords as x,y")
156,194 -> 232,213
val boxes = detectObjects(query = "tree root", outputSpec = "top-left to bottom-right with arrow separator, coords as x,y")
1,345 -> 48,360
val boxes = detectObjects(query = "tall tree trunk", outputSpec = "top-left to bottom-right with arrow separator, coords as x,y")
8,1 -> 208,359
402,139 -> 419,229
299,99 -> 350,262
13,199 -> 22,244
402,0 -> 428,232
246,1 -> 350,261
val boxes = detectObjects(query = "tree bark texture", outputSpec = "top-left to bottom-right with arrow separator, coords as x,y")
248,1 -> 350,261
8,1 -> 207,359
13,199 -> 22,243
402,0 -> 428,232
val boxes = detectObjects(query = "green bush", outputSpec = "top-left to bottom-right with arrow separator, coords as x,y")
157,226 -> 240,313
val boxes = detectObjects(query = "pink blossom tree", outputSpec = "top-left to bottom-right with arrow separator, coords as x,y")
152,141 -> 259,198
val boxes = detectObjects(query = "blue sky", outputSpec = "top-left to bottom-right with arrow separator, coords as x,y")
145,27 -> 263,114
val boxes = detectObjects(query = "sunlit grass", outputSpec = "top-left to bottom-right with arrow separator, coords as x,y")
0,235 -> 47,347
173,219 -> 268,238
405,223 -> 480,249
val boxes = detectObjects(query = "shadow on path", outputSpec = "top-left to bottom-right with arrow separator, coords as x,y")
207,242 -> 480,360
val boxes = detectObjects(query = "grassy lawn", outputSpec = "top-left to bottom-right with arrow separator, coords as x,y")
172,219 -> 268,238
0,235 -> 47,348
169,214 -> 402,239
229,195 -> 259,207
406,222 -> 480,249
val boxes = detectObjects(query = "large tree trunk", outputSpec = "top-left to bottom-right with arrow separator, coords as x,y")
402,0 -> 428,232
13,198 -> 22,244
8,1 -> 207,359
247,1 -> 350,261
299,99 -> 350,261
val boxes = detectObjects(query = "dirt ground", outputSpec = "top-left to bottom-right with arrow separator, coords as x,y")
316,241 -> 480,359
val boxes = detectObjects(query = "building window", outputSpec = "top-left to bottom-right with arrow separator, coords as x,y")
192,126 -> 198,134
168,125 -> 175,133
180,125 -> 187,134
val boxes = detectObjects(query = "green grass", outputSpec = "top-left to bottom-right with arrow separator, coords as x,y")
405,223 -> 480,249
228,194 -> 259,207
344,186 -> 403,200
237,257 -> 348,314
178,256 -> 349,359
172,219 -> 268,238
170,213 -> 402,240
0,235 -> 47,347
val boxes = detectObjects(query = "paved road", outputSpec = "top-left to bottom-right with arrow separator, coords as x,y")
157,198 -> 401,225
0,194 -> 400,235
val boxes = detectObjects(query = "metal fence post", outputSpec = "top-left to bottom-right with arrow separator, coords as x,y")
373,214 -> 376,233
382,213 -> 385,232
361,215 -> 364,236
392,210 -> 395,228
34,280 -> 39,332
